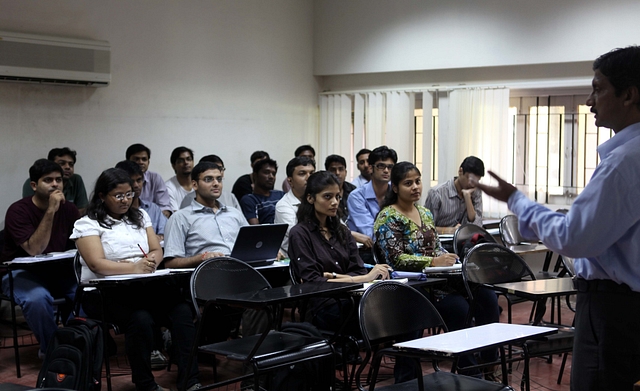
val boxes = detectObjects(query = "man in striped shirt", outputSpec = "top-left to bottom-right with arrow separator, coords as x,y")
424,156 -> 484,233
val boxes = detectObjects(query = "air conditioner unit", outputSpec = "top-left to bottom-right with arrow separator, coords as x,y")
0,31 -> 110,87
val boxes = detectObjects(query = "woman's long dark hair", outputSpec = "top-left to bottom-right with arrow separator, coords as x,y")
296,171 -> 348,246
380,162 -> 422,210
86,168 -> 144,229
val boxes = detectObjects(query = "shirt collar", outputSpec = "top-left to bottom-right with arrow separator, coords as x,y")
598,122 -> 640,160
191,198 -> 226,214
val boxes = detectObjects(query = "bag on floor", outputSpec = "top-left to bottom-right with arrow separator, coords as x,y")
36,317 -> 104,391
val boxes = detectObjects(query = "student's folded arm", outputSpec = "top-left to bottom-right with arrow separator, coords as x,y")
75,236 -> 139,276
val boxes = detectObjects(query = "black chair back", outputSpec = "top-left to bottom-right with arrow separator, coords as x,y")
189,257 -> 270,321
453,223 -> 497,258
462,243 -> 535,300
359,281 -> 446,348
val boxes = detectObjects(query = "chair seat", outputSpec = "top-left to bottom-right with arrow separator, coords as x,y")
376,371 -> 514,391
199,330 -> 332,370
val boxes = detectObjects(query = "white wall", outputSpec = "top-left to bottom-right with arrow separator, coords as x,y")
0,0 -> 318,226
314,0 -> 640,76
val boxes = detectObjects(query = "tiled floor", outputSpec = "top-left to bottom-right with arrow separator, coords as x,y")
0,294 -> 574,390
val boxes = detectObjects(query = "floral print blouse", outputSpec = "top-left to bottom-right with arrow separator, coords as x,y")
374,204 -> 447,272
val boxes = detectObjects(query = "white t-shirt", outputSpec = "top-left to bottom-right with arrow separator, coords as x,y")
165,176 -> 193,212
70,210 -> 152,281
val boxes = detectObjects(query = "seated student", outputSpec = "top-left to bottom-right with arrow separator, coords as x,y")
424,156 -> 485,233
71,168 -> 200,391
288,171 -> 424,384
324,154 -> 356,221
240,158 -> 285,225
350,148 -> 372,188
165,162 -> 267,339
374,162 -> 499,378
164,161 -> 247,268
288,171 -> 391,332
22,147 -> 89,215
165,146 -> 195,212
347,146 -> 397,239
179,155 -> 240,210
231,150 -> 269,202
281,145 -> 316,193
115,160 -> 167,242
3,159 -> 80,358
274,156 -> 316,257
126,143 -> 172,218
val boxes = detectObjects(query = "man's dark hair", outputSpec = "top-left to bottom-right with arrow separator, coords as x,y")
29,158 -> 64,183
200,154 -> 224,167
324,154 -> 346,170
250,151 -> 270,164
355,148 -> 371,161
593,46 -> 640,98
125,143 -> 151,160
170,146 -> 194,165
294,145 -> 315,157
47,147 -> 77,164
253,158 -> 278,174
115,160 -> 144,177
286,157 -> 315,178
191,161 -> 223,182
460,156 -> 485,177
368,146 -> 398,166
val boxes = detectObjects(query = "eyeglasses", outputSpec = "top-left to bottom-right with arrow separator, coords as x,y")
201,176 -> 223,183
112,192 -> 135,201
375,163 -> 394,171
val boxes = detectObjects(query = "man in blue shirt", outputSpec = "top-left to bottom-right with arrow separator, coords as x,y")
473,46 -> 640,391
240,158 -> 285,225
347,146 -> 397,239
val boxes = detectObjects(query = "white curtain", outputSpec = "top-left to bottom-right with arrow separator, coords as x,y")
445,88 -> 511,218
318,94 -> 352,164
385,91 -> 415,162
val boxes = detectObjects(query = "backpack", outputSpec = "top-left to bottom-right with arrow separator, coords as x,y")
269,322 -> 333,391
37,317 -> 104,391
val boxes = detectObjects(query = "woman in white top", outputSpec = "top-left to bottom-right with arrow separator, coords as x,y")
71,168 -> 199,391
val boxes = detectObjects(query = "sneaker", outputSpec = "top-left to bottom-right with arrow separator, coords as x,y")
150,349 -> 168,370
186,383 -> 202,391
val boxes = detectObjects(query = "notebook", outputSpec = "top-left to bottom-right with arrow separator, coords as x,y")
229,224 -> 288,267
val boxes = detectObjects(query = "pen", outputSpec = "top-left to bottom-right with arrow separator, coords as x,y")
137,244 -> 148,259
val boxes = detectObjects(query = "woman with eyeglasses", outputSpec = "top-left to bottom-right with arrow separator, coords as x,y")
374,162 -> 500,380
71,168 -> 200,391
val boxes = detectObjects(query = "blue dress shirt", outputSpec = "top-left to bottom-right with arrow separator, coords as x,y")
347,181 -> 384,239
508,122 -> 640,291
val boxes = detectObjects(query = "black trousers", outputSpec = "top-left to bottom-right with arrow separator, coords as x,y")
85,279 -> 199,391
571,279 -> 640,391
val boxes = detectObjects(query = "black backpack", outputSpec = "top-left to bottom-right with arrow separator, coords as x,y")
37,317 -> 104,391
460,233 -> 489,258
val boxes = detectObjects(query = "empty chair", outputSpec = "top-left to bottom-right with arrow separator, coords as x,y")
186,257 -> 334,390
356,280 -> 514,391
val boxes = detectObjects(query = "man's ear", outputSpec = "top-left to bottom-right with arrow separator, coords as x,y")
624,85 -> 640,108
30,181 -> 37,192
192,179 -> 198,191
287,177 -> 293,186
458,167 -> 464,177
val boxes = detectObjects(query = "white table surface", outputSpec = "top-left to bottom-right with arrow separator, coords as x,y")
394,323 -> 556,357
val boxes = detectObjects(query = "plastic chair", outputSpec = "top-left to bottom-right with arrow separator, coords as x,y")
462,244 -> 574,391
185,257 -> 334,391
453,224 -> 497,260
356,281 -> 514,391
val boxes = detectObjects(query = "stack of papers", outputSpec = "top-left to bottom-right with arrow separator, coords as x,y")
8,249 -> 77,264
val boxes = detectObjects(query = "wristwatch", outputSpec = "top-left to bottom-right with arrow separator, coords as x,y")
332,272 -> 337,279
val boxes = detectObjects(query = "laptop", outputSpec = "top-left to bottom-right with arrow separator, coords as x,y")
228,224 -> 288,267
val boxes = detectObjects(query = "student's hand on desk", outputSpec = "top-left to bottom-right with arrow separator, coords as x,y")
134,254 -> 157,274
368,264 -> 392,281
201,251 -> 225,262
277,250 -> 286,260
48,190 -> 66,213
432,253 -> 458,267
470,170 -> 517,203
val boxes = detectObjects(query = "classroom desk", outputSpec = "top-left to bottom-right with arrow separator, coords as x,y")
394,323 -> 557,385
490,278 -> 576,325
508,243 -> 550,255
216,281 -> 363,310
351,277 -> 447,295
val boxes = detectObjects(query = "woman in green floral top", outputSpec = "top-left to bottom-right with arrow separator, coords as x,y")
373,162 -> 500,379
